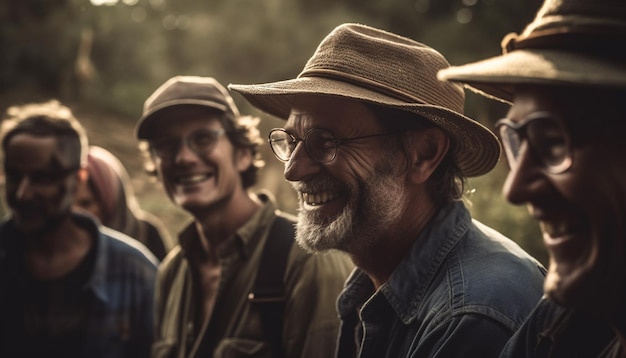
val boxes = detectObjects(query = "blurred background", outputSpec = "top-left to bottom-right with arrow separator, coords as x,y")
0,0 -> 547,264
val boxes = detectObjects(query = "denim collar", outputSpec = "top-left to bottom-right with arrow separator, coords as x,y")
338,201 -> 471,324
76,212 -> 109,303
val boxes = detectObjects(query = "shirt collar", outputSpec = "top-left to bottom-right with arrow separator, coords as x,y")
177,191 -> 278,260
338,201 -> 471,324
75,212 -> 109,303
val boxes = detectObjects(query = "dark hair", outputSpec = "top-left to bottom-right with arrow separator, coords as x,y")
1,100 -> 88,169
140,105 -> 264,189
218,111 -> 265,189
367,104 -> 465,207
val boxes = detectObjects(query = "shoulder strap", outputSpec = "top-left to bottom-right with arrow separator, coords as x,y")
249,215 -> 295,358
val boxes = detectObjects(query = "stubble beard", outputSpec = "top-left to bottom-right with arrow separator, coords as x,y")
294,164 -> 406,255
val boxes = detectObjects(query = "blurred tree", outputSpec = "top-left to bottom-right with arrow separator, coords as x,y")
0,0 -> 82,98
0,0 -> 548,263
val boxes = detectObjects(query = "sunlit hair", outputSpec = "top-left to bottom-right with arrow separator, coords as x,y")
140,106 -> 265,189
366,104 -> 465,207
1,100 -> 88,168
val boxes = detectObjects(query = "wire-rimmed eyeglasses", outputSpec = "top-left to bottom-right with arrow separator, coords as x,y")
150,128 -> 226,161
495,112 -> 572,174
268,128 -> 397,164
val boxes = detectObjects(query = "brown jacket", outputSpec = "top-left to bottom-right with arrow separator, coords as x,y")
152,194 -> 354,358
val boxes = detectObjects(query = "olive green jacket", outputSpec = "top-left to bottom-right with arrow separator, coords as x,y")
152,194 -> 354,358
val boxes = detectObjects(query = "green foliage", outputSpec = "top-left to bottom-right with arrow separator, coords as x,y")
0,0 -> 547,263
467,162 -> 548,265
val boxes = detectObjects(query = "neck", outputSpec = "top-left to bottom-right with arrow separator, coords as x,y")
24,215 -> 93,279
190,190 -> 261,262
351,195 -> 439,289
24,214 -> 83,253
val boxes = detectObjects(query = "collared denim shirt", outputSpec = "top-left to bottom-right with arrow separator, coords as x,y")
336,201 -> 546,358
0,213 -> 158,358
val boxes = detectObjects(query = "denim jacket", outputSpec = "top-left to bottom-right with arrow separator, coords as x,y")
336,201 -> 546,358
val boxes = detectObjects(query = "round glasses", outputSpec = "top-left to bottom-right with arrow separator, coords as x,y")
268,128 -> 396,164
495,112 -> 572,174
151,128 -> 226,161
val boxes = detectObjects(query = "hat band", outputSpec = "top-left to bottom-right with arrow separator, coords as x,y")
300,69 -> 428,105
504,26 -> 626,60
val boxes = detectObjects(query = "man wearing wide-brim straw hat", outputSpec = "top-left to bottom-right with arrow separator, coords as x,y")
229,22 -> 546,357
439,0 -> 626,356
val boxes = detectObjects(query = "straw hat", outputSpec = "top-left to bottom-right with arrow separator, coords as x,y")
136,76 -> 240,139
438,0 -> 626,103
229,23 -> 500,177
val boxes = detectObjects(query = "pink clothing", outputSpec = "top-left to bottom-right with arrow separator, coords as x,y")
86,146 -> 171,260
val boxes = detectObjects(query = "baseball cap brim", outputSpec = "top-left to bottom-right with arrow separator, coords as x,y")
136,100 -> 229,140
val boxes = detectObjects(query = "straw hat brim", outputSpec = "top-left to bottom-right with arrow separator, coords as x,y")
229,77 -> 501,177
438,49 -> 626,103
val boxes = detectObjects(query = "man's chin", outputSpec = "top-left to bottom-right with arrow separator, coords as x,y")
295,224 -> 341,253
15,221 -> 52,238
545,262 -> 622,317
295,212 -> 349,253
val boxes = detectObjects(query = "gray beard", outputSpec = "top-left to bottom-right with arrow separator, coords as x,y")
294,166 -> 406,255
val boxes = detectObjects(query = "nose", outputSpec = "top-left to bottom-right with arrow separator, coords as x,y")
284,142 -> 321,182
174,139 -> 198,164
502,142 -> 544,205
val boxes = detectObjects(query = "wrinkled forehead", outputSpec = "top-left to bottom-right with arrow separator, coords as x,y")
286,95 -> 381,133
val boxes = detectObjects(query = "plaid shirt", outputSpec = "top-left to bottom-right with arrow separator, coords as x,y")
0,213 -> 158,357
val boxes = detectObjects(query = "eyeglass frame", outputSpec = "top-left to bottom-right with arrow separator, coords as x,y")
149,127 -> 227,161
267,127 -> 398,164
495,111 -> 573,174
4,165 -> 81,186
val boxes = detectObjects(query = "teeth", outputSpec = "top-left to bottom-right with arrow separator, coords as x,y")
178,174 -> 209,184
540,221 -> 569,237
302,191 -> 337,206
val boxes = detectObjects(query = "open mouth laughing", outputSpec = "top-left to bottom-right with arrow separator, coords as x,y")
175,173 -> 214,185
301,191 -> 340,206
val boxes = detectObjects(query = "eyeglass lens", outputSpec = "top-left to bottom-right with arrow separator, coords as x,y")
152,128 -> 225,160
269,128 -> 337,163
497,113 -> 571,173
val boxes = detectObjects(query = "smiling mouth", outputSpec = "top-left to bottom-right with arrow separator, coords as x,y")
176,173 -> 213,185
301,191 -> 339,206
541,221 -> 571,238
540,218 -> 590,249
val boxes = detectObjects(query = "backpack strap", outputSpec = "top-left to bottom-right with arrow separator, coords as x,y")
248,215 -> 294,358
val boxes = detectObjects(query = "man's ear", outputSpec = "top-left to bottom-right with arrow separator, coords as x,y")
235,147 -> 253,172
406,127 -> 450,184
